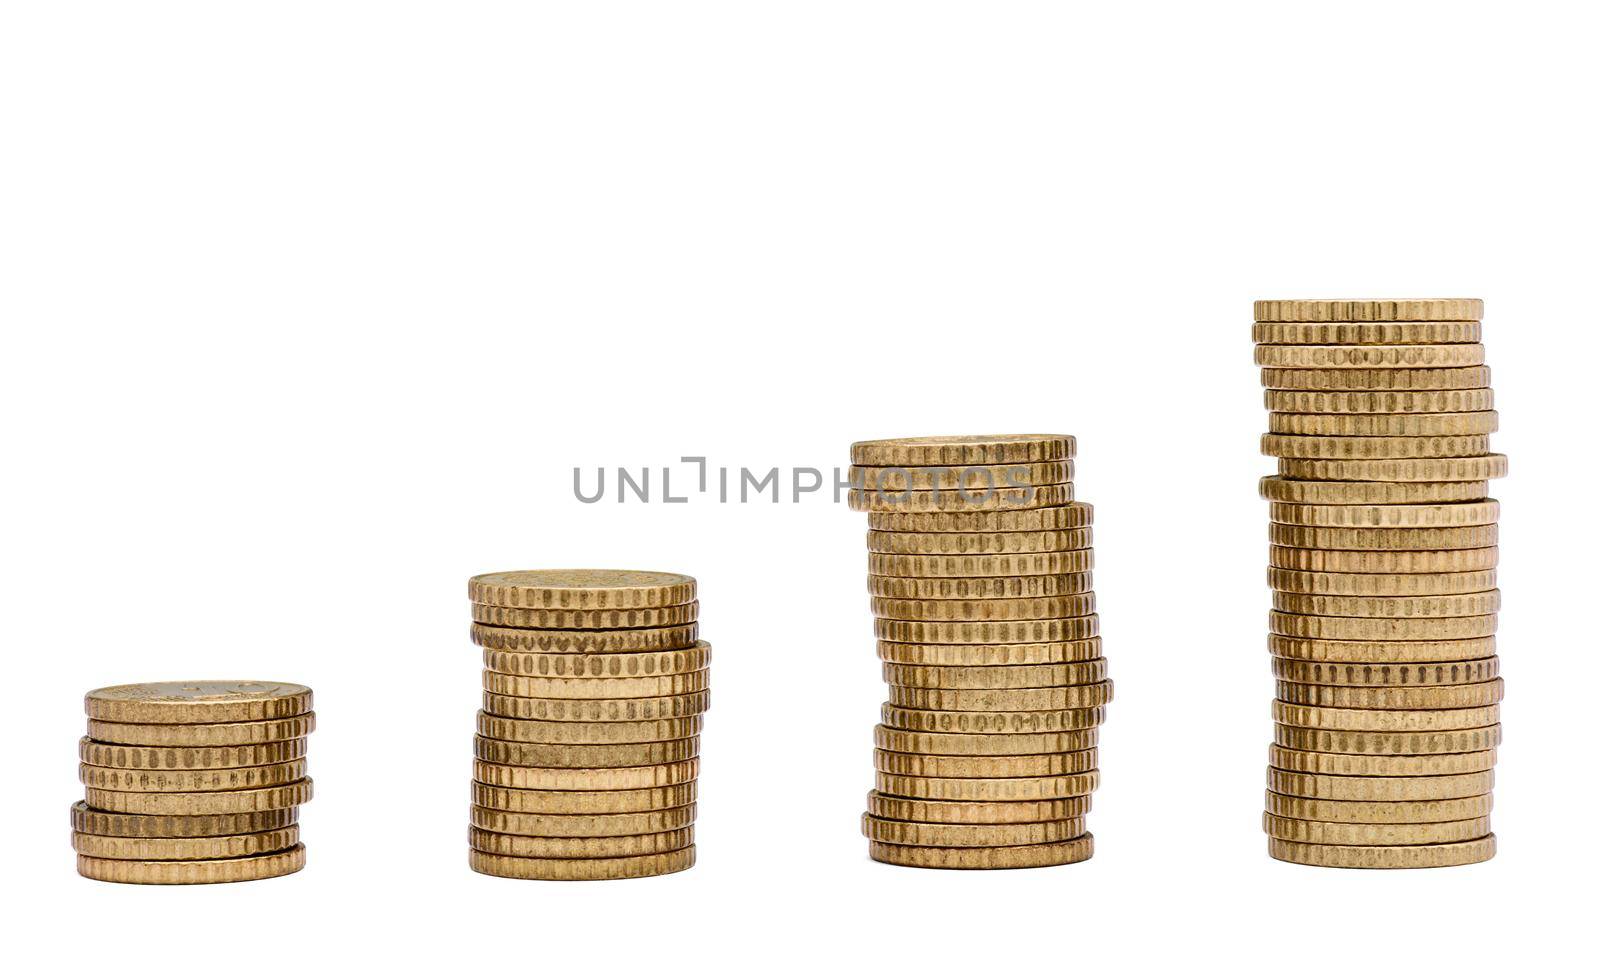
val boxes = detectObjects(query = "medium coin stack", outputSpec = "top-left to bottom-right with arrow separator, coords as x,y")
468,569 -> 709,880
1254,299 -> 1506,869
848,435 -> 1111,869
72,681 -> 314,884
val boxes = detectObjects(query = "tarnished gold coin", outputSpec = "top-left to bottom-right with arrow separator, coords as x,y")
483,643 -> 711,678
84,779 -> 313,816
472,759 -> 699,791
866,503 -> 1094,533
865,790 -> 1092,825
851,435 -> 1075,467
475,711 -> 703,745
1269,546 -> 1498,573
469,825 -> 694,859
1262,814 -> 1490,846
470,803 -> 696,838
80,759 -> 307,793
867,528 -> 1093,555
85,713 -> 316,748
1278,456 -> 1507,483
1270,612 -> 1498,641
851,461 -> 1072,491
1273,591 -> 1500,618
1272,700 -> 1499,732
1275,679 -> 1503,710
850,483 -> 1075,514
481,691 -> 709,722
467,569 -> 696,610
874,725 -> 1098,756
870,594 -> 1095,622
888,681 -> 1114,712
77,737 -> 307,771
1252,321 -> 1481,345
1267,746 -> 1496,777
1262,433 -> 1494,459
77,845 -> 306,884
875,749 -> 1097,779
1264,389 -> 1495,414
1269,500 -> 1499,528
1267,569 -> 1495,597
1254,299 -> 1483,323
1267,835 -> 1494,869
469,846 -> 694,880
471,781 -> 696,815
69,801 -> 298,839
867,550 -> 1094,578
1267,411 -> 1498,437
1255,344 -> 1486,370
869,835 -> 1093,869
1268,523 -> 1497,551
471,622 -> 699,653
1267,769 -> 1492,801
1260,476 -> 1489,505
472,602 -> 698,630
883,660 -> 1109,689
481,669 -> 709,700
1272,657 -> 1500,687
474,736 -> 699,768
84,682 -> 312,725
1273,724 -> 1501,756
874,616 -> 1099,644
867,572 -> 1092,600
72,826 -> 300,861
877,638 -> 1102,666
1264,790 -> 1492,823
882,704 -> 1106,734
1262,365 -> 1492,392
1267,634 -> 1495,663
862,813 -> 1086,848
875,770 -> 1099,802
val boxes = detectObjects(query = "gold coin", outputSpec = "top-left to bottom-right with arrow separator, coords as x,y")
1267,634 -> 1494,663
1272,657 -> 1500,687
1267,835 -> 1494,869
874,725 -> 1098,756
72,825 -> 300,861
877,638 -> 1102,666
1264,790 -> 1492,823
467,570 -> 696,610
471,602 -> 698,630
481,691 -> 709,722
875,749 -> 1098,778
77,737 -> 307,770
1273,724 -> 1501,756
77,845 -> 306,884
80,759 -> 308,793
1279,456 -> 1507,483
472,759 -> 698,791
874,616 -> 1099,644
889,681 -> 1114,712
867,528 -> 1093,556
1267,569 -> 1496,597
1264,389 -> 1495,414
865,789 -> 1092,825
1270,612 -> 1497,641
1255,344 -> 1486,369
1254,300 -> 1483,323
471,622 -> 699,653
84,682 -> 312,724
475,711 -> 703,744
83,779 -> 313,815
69,801 -> 298,839
481,669 -> 709,700
1276,679 -> 1503,710
469,825 -> 694,859
867,550 -> 1094,578
468,846 -> 694,880
1267,411 -> 1499,437
868,572 -> 1093,600
849,483 -> 1075,513
883,660 -> 1109,690
471,781 -> 696,815
1260,476 -> 1489,505
1267,746 -> 1496,777
470,803 -> 696,838
1272,700 -> 1499,732
866,503 -> 1094,533
1262,365 -> 1492,391
862,813 -> 1086,848
1273,591 -> 1500,618
474,736 -> 699,768
1251,321 -> 1481,345
1269,500 -> 1499,528
1261,433 -> 1493,459
875,770 -> 1099,802
1262,814 -> 1490,846
851,461 -> 1072,491
851,435 -> 1075,467
1267,769 -> 1492,801
1268,546 -> 1498,573
870,594 -> 1096,622
483,642 -> 711,678
868,835 -> 1093,869
881,704 -> 1106,734
1268,523 -> 1497,550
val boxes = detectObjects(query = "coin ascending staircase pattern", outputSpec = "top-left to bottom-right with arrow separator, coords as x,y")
848,435 -> 1111,869
72,681 -> 315,883
467,569 -> 709,880
1254,299 -> 1506,868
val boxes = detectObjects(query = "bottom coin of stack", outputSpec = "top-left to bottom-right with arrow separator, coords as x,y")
72,681 -> 315,884
468,569 -> 709,880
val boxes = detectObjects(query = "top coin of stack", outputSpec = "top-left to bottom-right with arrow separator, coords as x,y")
72,681 -> 315,884
467,569 -> 709,881
1253,299 -> 1505,869
848,435 -> 1110,870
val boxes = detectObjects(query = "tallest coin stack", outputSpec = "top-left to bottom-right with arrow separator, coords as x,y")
1253,299 -> 1507,869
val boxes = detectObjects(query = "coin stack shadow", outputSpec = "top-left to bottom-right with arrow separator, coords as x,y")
468,569 -> 710,880
848,435 -> 1111,869
1254,299 -> 1506,869
72,681 -> 315,884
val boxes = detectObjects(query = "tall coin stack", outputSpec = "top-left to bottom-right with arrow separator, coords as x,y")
468,569 -> 709,880
1254,299 -> 1506,869
72,681 -> 315,884
848,435 -> 1111,869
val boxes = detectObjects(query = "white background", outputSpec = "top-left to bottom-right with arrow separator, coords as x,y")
2,1 -> 1595,955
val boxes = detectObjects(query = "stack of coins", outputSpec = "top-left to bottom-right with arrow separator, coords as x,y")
468,569 -> 709,880
72,681 -> 314,884
1254,299 -> 1506,869
848,435 -> 1111,869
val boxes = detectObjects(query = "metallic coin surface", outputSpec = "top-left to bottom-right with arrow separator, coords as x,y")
873,726 -> 1098,756
1271,657 -> 1500,687
1269,612 -> 1498,641
1253,300 -> 1483,323
1267,568 -> 1496,597
850,435 -> 1075,467
481,691 -> 709,722
881,704 -> 1106,734
1267,769 -> 1492,801
1271,700 -> 1499,732
877,638 -> 1102,666
468,846 -> 694,880
72,826 -> 300,861
874,749 -> 1098,779
867,528 -> 1093,555
471,781 -> 696,815
1274,679 -> 1504,710
83,779 -> 313,815
470,803 -> 696,838
1278,455 -> 1507,483
1267,634 -> 1495,663
86,714 -> 315,748
865,790 -> 1092,825
1263,433 -> 1495,460
1268,546 -> 1499,574
472,602 -> 698,630
888,681 -> 1114,712
1267,835 -> 1494,868
868,835 -> 1093,869
1269,500 -> 1499,528
1267,523 -> 1497,550
468,570 -> 696,610
862,813 -> 1086,848
471,622 -> 699,653
1251,321 -> 1481,345
866,503 -> 1094,533
870,594 -> 1096,622
1273,724 -> 1501,756
874,616 -> 1099,644
883,660 -> 1108,689
867,572 -> 1093,600
851,461 -> 1072,491
850,483 -> 1075,514
1255,343 -> 1486,370
77,737 -> 307,770
472,759 -> 698,791
481,669 -> 709,700
69,801 -> 297,839
867,550 -> 1094,578
483,643 -> 711,678
84,682 -> 312,724
874,770 -> 1099,801
475,711 -> 703,744
77,845 -> 307,884
1260,476 -> 1489,505
1267,746 -> 1496,777
468,825 -> 694,859
473,736 -> 699,768
1262,814 -> 1490,846
1264,389 -> 1495,414
1264,790 -> 1492,823
79,759 -> 307,793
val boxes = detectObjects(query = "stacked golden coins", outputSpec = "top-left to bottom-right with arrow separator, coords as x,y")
1254,299 -> 1506,869
468,569 -> 709,880
848,435 -> 1111,869
72,681 -> 314,884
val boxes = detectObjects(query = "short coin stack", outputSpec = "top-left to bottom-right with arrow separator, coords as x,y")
848,435 -> 1111,869
1254,299 -> 1506,869
468,569 -> 709,880
72,681 -> 314,884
